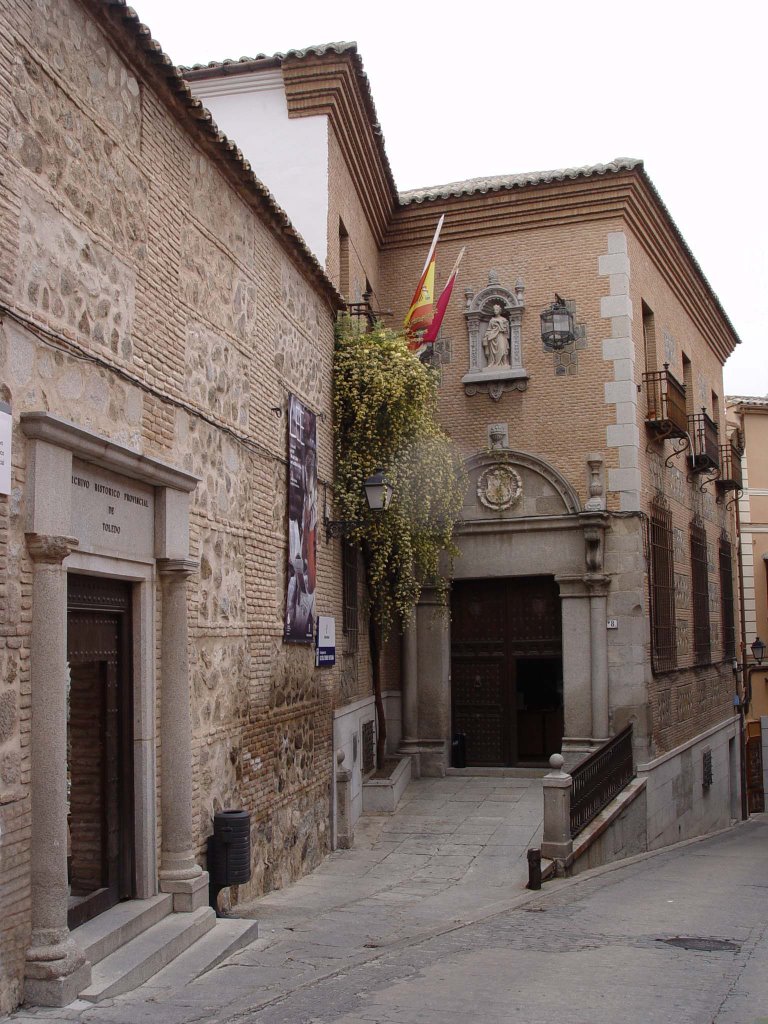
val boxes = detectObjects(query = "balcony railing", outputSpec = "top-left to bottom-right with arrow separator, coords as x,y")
643,365 -> 688,439
688,411 -> 719,473
570,725 -> 635,838
717,439 -> 743,491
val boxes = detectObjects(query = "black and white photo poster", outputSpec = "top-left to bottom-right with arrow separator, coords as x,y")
284,395 -> 317,642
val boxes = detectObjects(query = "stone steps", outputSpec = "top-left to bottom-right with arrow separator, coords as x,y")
141,917 -> 260,992
78,905 -> 216,1002
73,893 -> 174,966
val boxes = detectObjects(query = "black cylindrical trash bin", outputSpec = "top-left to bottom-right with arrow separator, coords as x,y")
210,809 -> 251,887
451,731 -> 467,769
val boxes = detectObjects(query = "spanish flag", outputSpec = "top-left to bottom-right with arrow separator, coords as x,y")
404,259 -> 436,337
423,247 -> 466,344
404,215 -> 444,341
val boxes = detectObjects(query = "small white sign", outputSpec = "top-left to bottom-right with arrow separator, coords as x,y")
0,402 -> 12,496
316,615 -> 336,667
606,618 -> 619,630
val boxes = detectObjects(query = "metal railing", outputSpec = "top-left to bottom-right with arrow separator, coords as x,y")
570,725 -> 635,838
643,365 -> 688,438
718,440 -> 743,490
688,411 -> 719,471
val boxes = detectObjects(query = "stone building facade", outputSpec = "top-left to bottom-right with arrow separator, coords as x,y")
0,0 -> 356,1012
186,44 -> 743,857
726,396 -> 768,809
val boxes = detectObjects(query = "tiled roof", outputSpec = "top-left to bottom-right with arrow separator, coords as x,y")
400,157 -> 740,350
180,41 -> 357,72
727,395 -> 768,406
398,158 -> 643,204
182,41 -> 399,209
93,2 -> 341,304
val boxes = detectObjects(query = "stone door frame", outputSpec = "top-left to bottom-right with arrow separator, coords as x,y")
20,412 -> 205,1006
399,450 -> 611,777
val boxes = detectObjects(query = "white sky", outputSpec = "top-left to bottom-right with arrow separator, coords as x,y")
133,0 -> 766,396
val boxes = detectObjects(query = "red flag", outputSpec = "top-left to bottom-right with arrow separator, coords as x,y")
422,247 -> 466,344
404,215 -> 444,340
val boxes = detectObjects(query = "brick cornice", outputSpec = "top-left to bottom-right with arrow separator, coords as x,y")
282,54 -> 398,245
385,168 -> 740,366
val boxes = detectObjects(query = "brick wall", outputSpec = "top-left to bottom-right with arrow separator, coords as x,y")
627,227 -> 737,754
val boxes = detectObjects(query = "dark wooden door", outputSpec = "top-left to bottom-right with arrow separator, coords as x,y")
67,575 -> 133,929
746,723 -> 765,814
451,577 -> 562,767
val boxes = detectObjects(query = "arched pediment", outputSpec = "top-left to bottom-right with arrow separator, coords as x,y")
461,448 -> 581,519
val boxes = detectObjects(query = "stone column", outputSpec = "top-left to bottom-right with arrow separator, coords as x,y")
415,586 -> 451,776
157,558 -> 207,911
24,533 -> 91,1007
557,576 -> 593,755
399,610 -> 417,749
588,576 -> 610,741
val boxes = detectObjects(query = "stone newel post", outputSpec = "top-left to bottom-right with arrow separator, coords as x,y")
24,533 -> 91,1006
540,753 -> 574,866
334,749 -> 353,850
157,558 -> 207,911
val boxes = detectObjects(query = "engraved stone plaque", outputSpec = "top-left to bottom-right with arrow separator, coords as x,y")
71,458 -> 154,560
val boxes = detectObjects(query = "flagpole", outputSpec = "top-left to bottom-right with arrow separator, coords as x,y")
420,215 -> 445,276
446,245 -> 466,280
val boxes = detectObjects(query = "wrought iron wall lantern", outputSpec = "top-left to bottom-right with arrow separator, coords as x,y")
540,294 -> 576,350
325,470 -> 393,540
752,636 -> 766,665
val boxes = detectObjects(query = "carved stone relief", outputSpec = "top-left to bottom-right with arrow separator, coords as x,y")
463,272 -> 528,401
476,465 -> 522,511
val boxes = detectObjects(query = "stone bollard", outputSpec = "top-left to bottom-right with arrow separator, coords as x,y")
335,748 -> 354,850
540,753 -> 573,867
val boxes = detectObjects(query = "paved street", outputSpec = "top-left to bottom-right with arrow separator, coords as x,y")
10,780 -> 768,1024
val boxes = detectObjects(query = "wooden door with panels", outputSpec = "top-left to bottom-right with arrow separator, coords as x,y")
67,574 -> 134,929
451,576 -> 563,767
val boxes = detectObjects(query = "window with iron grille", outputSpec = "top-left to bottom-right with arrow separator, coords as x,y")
690,518 -> 711,664
361,719 -> 375,774
342,540 -> 358,652
649,499 -> 676,672
719,534 -> 736,659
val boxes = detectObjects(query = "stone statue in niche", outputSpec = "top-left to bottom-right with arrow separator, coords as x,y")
463,272 -> 528,400
482,305 -> 510,368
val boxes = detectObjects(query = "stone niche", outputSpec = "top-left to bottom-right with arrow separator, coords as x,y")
463,271 -> 529,401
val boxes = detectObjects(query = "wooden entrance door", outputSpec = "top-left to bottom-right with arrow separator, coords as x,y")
451,577 -> 562,767
67,575 -> 134,929
746,721 -> 765,814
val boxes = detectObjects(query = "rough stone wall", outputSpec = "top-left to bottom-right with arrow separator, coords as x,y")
626,227 -> 737,756
0,0 -> 350,1010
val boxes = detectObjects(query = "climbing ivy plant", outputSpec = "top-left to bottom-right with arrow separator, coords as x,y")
333,317 -> 466,638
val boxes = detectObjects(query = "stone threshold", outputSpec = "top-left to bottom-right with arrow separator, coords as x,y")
446,766 -> 549,779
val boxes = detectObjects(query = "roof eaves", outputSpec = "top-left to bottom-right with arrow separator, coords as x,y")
182,42 -> 399,207
399,157 -> 741,351
397,158 -> 644,204
95,2 -> 342,308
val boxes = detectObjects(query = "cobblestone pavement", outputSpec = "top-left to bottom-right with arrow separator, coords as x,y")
10,784 -> 768,1024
